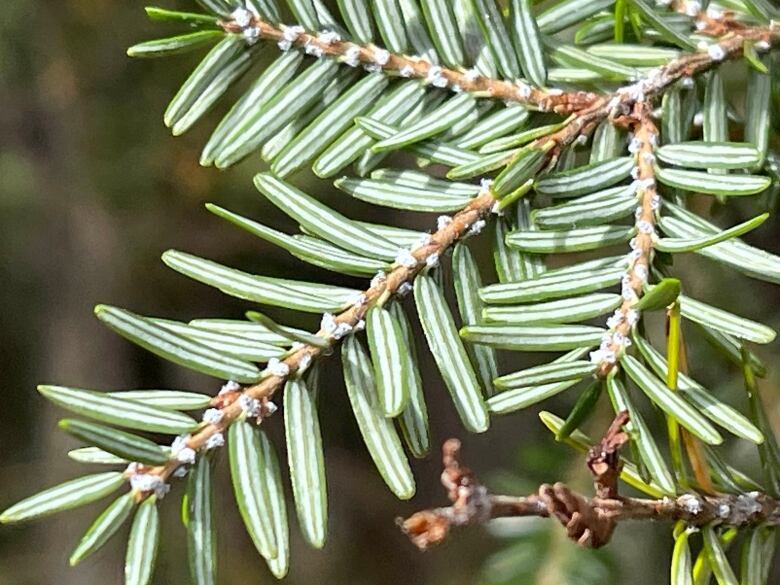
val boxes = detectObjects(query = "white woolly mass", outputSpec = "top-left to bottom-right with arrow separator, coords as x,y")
427,66 -> 448,88
397,282 -> 413,296
707,44 -> 726,61
464,68 -> 480,82
205,433 -> 225,450
467,219 -> 487,237
202,408 -> 224,425
678,494 -> 703,515
130,473 -> 169,498
318,30 -> 341,45
239,394 -> 263,417
399,65 -> 415,78
305,41 -> 324,58
370,271 -> 387,288
372,48 -> 391,66
437,215 -> 453,230
515,81 -> 532,99
243,27 -> 261,44
219,380 -> 241,394
267,357 -> 291,377
344,45 -> 362,67
395,249 -> 419,268
231,7 -> 253,28
589,348 -> 616,365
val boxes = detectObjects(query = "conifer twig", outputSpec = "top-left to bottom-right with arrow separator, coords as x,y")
400,421 -> 780,551
127,15 -> 780,494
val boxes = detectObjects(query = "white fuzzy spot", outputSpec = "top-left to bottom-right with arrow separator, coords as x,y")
397,282 -> 413,296
437,215 -> 453,231
636,219 -> 654,235
685,1 -> 702,17
202,408 -> 224,425
399,65 -> 415,78
707,44 -> 726,61
239,394 -> 263,417
372,48 -> 390,66
395,249 -> 419,268
370,271 -> 387,288
467,219 -> 486,237
427,66 -> 449,88
318,30 -> 341,45
268,357 -> 290,377
305,41 -> 324,58
589,348 -> 616,365
426,253 -> 440,268
344,45 -> 362,67
678,494 -> 703,515
205,433 -> 225,450
220,380 -> 241,395
231,8 -> 253,28
243,27 -> 261,44
463,68 -> 479,82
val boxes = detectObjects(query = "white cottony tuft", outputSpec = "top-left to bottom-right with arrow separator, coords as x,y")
707,44 -> 726,61
370,271 -> 386,288
344,45 -> 362,67
425,253 -> 440,268
589,348 -> 616,365
220,380 -> 241,394
397,282 -> 413,296
685,1 -> 702,17
427,66 -> 448,88
467,219 -> 487,237
636,219 -> 654,235
239,394 -> 263,417
268,357 -> 290,377
464,68 -> 479,82
321,312 -> 337,334
318,30 -> 341,45
305,41 -> 324,58
205,433 -> 225,450
202,408 -> 224,425
231,8 -> 253,28
437,215 -> 453,230
399,65 -> 415,77
372,48 -> 390,66
395,249 -> 419,268
243,27 -> 261,44
515,81 -> 532,99
130,473 -> 169,498
678,494 -> 703,515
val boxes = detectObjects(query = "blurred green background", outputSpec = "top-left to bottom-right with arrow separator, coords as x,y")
1,2 -> 779,584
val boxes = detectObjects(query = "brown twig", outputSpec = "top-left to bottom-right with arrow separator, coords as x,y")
401,420 -> 780,551
220,12 -> 597,114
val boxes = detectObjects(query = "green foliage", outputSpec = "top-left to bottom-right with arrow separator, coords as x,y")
2,0 -> 780,583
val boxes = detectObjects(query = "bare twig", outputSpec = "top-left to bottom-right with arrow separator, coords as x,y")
401,421 -> 780,551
